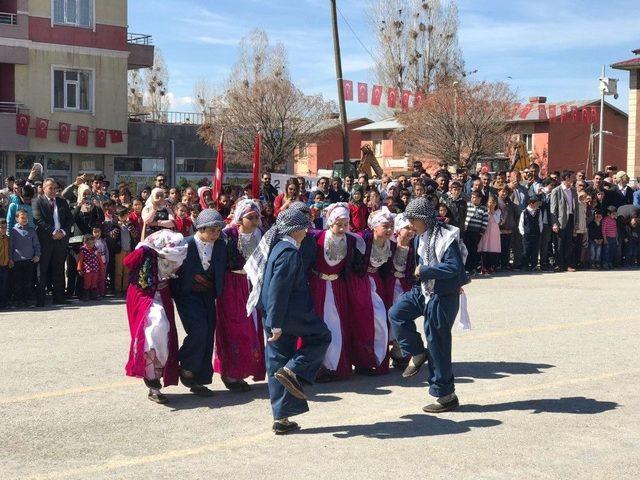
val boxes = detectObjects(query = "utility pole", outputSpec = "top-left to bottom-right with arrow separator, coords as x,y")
330,0 -> 351,177
598,65 -> 605,172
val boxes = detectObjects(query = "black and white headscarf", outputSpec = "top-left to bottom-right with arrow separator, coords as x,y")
288,201 -> 311,216
245,208 -> 312,315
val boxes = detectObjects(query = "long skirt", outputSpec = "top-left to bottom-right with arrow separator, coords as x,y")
214,271 -> 266,381
125,284 -> 179,387
308,275 -> 352,378
346,272 -> 390,373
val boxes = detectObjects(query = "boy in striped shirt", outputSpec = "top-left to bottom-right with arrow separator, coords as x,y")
463,191 -> 489,273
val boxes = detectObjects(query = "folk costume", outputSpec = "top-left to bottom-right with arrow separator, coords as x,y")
246,209 -> 331,435
172,209 -> 227,395
387,213 -> 417,302
389,197 -> 468,412
124,229 -> 188,403
346,207 -> 395,375
288,201 -> 317,277
214,200 -> 266,391
308,203 -> 366,380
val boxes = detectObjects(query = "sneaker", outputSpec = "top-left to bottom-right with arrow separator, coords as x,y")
148,390 -> 168,404
402,350 -> 428,378
272,418 -> 300,435
274,368 -> 307,400
422,393 -> 460,413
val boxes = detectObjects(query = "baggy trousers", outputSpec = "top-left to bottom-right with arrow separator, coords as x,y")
389,286 -> 459,398
175,291 -> 216,385
265,318 -> 331,420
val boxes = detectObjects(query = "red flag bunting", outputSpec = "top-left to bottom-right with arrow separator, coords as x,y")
570,106 -> 579,122
59,122 -> 71,143
212,132 -> 224,203
343,80 -> 353,101
509,103 -> 521,119
16,113 -> 30,135
401,90 -> 411,110
387,88 -> 398,108
110,129 -> 123,143
357,82 -> 368,103
590,106 -> 598,124
414,92 -> 424,108
371,85 -> 383,106
35,117 -> 49,139
580,107 -> 590,123
76,125 -> 89,146
538,105 -> 547,121
560,105 -> 568,122
519,103 -> 533,119
548,104 -> 557,122
95,128 -> 107,148
251,133 -> 261,200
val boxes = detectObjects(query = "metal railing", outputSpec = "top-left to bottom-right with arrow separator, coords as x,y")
0,11 -> 17,25
129,111 -> 207,125
0,102 -> 27,114
127,33 -> 152,45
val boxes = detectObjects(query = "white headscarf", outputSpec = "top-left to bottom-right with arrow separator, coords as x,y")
394,213 -> 411,234
368,206 -> 395,230
325,202 -> 350,227
233,198 -> 262,227
145,187 -> 166,210
137,229 -> 189,281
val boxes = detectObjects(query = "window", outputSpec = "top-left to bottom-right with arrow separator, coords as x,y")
373,140 -> 383,157
176,158 -> 215,173
114,157 -> 165,172
78,155 -> 104,173
298,144 -> 308,158
53,0 -> 93,28
53,68 -> 92,112
522,134 -> 533,153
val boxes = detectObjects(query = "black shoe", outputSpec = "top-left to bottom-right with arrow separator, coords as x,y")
353,367 -> 377,376
402,351 -> 427,378
274,368 -> 307,400
190,384 -> 215,397
148,391 -> 168,404
53,299 -> 71,305
221,377 -> 251,392
179,370 -> 196,388
272,419 -> 300,435
144,378 -> 162,390
422,393 -> 459,413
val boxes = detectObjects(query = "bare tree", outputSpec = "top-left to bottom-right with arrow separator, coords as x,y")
199,29 -> 336,172
370,0 -> 463,97
143,48 -> 170,117
395,81 -> 518,167
127,69 -> 144,114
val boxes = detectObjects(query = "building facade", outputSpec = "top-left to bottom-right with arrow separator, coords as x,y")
612,49 -> 640,181
0,0 -> 153,186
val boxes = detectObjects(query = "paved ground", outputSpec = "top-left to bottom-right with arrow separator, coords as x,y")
1,269 -> 639,480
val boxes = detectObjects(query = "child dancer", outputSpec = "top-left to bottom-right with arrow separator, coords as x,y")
214,199 -> 266,391
347,207 -> 395,375
124,229 -> 188,403
309,202 -> 365,381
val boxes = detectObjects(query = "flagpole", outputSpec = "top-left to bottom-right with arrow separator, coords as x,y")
330,0 -> 351,177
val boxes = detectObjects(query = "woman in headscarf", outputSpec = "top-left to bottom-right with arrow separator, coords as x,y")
214,199 -> 266,391
308,203 -> 365,381
124,229 -> 188,404
346,207 -> 396,375
348,184 -> 369,233
245,208 -> 331,435
197,186 -> 212,210
141,187 -> 174,239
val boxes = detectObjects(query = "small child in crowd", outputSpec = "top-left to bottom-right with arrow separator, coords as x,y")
93,226 -> 109,297
0,219 -> 10,309
77,234 -> 103,301
587,211 -> 604,268
463,190 -> 489,273
8,211 -> 40,308
519,196 -> 543,271
621,214 -> 639,267
114,207 -> 135,294
173,203 -> 193,237
601,206 -> 618,269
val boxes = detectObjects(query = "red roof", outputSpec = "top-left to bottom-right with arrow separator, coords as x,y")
611,56 -> 640,70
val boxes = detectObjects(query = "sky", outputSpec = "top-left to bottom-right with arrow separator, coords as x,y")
128,0 -> 640,119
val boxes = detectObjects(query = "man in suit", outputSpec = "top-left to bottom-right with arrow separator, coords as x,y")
32,178 -> 73,306
550,171 -> 579,272
172,209 -> 227,396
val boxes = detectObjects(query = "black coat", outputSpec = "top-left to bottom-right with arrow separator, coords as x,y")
32,195 -> 73,245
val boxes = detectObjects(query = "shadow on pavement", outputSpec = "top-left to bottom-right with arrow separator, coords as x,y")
454,361 -> 555,381
162,382 -> 270,411
300,414 -> 501,439
457,396 -> 618,415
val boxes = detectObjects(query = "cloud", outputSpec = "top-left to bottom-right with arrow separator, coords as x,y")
166,92 -> 194,110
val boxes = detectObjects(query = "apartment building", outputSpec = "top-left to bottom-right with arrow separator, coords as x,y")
0,0 -> 153,186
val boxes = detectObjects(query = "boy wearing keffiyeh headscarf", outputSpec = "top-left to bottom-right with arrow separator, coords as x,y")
245,208 -> 331,435
388,197 -> 468,413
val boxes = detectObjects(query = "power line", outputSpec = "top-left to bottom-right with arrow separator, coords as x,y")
335,4 -> 378,65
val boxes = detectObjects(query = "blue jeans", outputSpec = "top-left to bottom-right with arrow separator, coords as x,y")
603,237 -> 617,267
589,241 -> 602,266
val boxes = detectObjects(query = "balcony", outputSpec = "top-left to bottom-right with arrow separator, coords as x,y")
127,32 -> 155,70
129,111 -> 208,125
0,102 -> 30,151
0,6 -> 28,41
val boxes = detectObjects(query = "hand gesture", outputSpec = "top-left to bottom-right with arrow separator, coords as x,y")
31,256 -> 39,263
267,329 -> 282,342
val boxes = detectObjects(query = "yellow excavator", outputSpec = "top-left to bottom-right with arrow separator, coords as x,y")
509,141 -> 530,172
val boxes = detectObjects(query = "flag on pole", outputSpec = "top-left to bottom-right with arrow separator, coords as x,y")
16,113 -> 30,135
212,131 -> 224,203
251,132 -> 261,199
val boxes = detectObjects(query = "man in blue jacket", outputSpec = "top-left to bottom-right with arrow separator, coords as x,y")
246,208 -> 330,435
389,197 -> 467,413
172,208 -> 227,396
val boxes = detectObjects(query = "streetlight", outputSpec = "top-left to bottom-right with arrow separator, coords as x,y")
597,65 -> 619,172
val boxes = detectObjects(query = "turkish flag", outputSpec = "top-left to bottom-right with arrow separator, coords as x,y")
212,132 -> 224,203
570,106 -> 579,122
16,113 -> 30,135
581,107 -> 590,124
509,103 -> 521,119
357,82 -> 368,103
519,103 -> 533,119
251,133 -> 261,200
59,122 -> 71,143
343,80 -> 353,101
95,128 -> 107,148
371,85 -> 383,106
35,117 -> 49,138
387,88 -> 397,108
76,125 -> 89,146
548,104 -> 557,122
110,129 -> 123,143
560,105 -> 568,122
590,106 -> 598,124
538,104 -> 547,121
414,92 -> 424,108
401,90 -> 411,110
